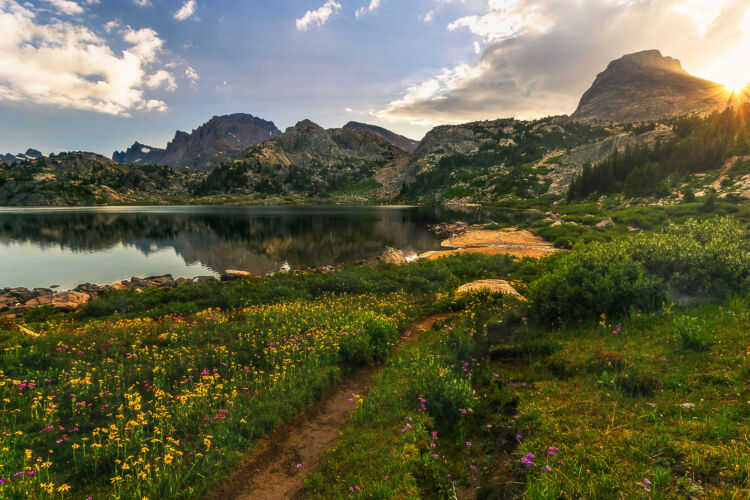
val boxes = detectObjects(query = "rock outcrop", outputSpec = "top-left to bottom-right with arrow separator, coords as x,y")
572,50 -> 729,123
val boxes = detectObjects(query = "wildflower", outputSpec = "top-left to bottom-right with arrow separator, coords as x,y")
466,441 -> 472,447
542,465 -> 552,472
515,434 -> 523,440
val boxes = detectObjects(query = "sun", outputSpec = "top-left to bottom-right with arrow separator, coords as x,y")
723,79 -> 749,95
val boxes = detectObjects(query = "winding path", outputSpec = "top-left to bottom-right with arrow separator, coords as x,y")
206,313 -> 452,500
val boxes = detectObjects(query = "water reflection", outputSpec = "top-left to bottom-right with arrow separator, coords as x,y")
0,205 -> 536,289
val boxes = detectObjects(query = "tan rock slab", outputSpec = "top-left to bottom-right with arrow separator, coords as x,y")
456,279 -> 522,298
442,229 -> 553,248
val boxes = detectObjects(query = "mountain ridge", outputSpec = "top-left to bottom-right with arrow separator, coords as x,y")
113,113 -> 282,170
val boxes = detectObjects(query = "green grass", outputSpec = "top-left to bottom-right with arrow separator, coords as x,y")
494,296 -> 750,498
306,293 -> 521,498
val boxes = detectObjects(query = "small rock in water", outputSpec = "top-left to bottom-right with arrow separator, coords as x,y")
379,247 -> 407,265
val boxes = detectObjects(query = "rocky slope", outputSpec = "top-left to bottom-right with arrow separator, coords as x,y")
571,50 -> 728,123
1,148 -> 44,164
113,113 -> 281,170
0,152 -> 197,205
342,121 -> 419,153
196,119 -> 410,197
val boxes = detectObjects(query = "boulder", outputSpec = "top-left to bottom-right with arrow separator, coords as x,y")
8,288 -> 34,302
51,291 -> 90,311
221,270 -> 256,281
456,280 -> 523,298
379,247 -> 407,265
596,217 -> 615,229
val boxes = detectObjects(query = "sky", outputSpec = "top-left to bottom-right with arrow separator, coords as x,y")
0,0 -> 749,156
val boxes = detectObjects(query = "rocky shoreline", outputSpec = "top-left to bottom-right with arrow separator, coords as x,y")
0,265 -> 340,317
1,223 -> 561,318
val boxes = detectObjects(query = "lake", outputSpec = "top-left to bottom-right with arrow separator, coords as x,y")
0,205 -> 536,290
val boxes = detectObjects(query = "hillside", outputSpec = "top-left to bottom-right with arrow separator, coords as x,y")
0,152 -> 197,206
113,113 -> 281,170
195,119 -> 410,198
572,50 -> 729,123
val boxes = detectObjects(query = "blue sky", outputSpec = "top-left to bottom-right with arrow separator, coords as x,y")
0,0 -> 748,156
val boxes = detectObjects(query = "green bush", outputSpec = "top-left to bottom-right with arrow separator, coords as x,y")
673,315 -> 715,352
529,218 -> 750,322
529,243 -> 663,322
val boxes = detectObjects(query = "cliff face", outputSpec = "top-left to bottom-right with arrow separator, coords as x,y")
572,50 -> 728,123
113,113 -> 281,170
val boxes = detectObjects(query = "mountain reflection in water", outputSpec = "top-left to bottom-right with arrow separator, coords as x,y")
0,205 -> 537,289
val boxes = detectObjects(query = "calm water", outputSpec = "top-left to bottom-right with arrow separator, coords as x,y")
0,205 -> 536,290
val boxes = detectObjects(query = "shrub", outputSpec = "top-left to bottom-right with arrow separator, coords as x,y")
529,218 -> 750,322
673,315 -> 715,352
529,243 -> 663,322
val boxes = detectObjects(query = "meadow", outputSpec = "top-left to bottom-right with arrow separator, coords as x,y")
1,217 -> 748,498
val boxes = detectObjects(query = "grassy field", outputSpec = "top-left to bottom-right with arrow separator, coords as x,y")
0,217 -> 748,498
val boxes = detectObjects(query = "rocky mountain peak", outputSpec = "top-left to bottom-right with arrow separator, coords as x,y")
342,121 -> 419,153
113,113 -> 281,171
572,50 -> 726,124
610,50 -> 684,73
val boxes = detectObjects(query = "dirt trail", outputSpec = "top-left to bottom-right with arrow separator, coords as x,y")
206,313 -> 452,500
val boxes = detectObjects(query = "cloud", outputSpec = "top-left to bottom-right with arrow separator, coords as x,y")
173,0 -> 196,21
378,0 -> 750,126
185,66 -> 200,87
356,0 -> 381,18
40,0 -> 85,15
0,0 -> 179,116
133,0 -> 150,6
296,0 -> 341,31
420,10 -> 434,23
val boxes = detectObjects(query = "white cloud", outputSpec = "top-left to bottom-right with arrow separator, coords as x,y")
356,0 -> 381,18
296,0 -> 341,31
133,0 -> 150,6
173,0 -> 196,21
185,66 -> 200,87
147,70 -> 177,91
420,10 -> 434,23
0,0 -> 179,116
378,0 -> 750,126
41,0 -> 84,15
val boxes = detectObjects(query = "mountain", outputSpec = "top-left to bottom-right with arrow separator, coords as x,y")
196,119 -> 410,197
112,142 -> 165,166
342,121 -> 419,153
1,148 -> 44,164
113,113 -> 282,170
571,50 -> 729,123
